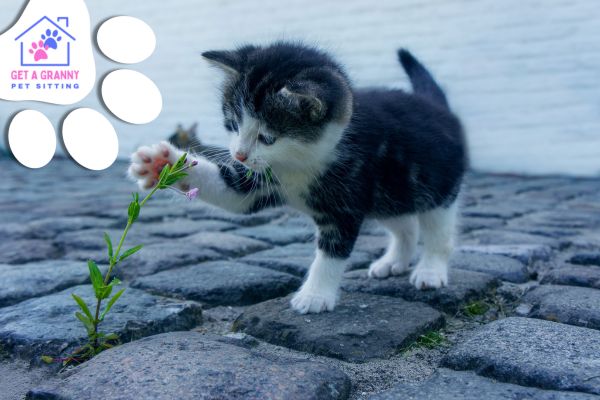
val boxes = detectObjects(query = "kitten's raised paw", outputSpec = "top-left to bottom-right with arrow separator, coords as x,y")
410,265 -> 448,290
128,141 -> 181,190
291,290 -> 337,314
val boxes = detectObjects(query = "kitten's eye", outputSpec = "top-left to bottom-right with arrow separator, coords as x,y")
226,120 -> 239,134
258,134 -> 276,146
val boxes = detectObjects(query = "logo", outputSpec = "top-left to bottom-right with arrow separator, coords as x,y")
10,16 -> 80,93
15,16 -> 75,67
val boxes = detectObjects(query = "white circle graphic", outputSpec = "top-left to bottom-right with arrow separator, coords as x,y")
8,110 -> 56,169
101,69 -> 162,125
62,108 -> 119,171
97,16 -> 156,64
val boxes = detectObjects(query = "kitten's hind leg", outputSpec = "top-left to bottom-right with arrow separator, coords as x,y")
410,202 -> 458,289
368,215 -> 419,279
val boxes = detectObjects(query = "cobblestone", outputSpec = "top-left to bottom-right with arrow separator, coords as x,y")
234,293 -> 444,362
1,158 -> 600,399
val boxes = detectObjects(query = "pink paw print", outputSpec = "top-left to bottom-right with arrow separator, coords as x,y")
29,40 -> 49,62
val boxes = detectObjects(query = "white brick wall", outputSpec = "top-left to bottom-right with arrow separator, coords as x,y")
1,0 -> 599,176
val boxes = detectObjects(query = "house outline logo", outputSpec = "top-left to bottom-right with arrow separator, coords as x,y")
14,16 -> 76,67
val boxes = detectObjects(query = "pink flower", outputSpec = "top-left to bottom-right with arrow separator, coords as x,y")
185,188 -> 199,201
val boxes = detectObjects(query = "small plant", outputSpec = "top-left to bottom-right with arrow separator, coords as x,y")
43,153 -> 197,366
463,300 -> 490,318
403,330 -> 448,354
415,330 -> 447,349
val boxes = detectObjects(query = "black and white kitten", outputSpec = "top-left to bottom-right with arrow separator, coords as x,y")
129,42 -> 467,314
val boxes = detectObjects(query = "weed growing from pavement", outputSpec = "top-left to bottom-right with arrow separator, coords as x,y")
42,153 -> 197,366
403,330 -> 449,354
463,300 -> 490,318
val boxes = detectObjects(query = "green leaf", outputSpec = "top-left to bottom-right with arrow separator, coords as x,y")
75,312 -> 95,335
172,152 -> 188,172
41,355 -> 54,364
100,288 -> 125,321
127,194 -> 141,222
119,245 -> 143,262
163,172 -> 188,187
99,277 -> 122,300
104,333 -> 119,341
71,294 -> 93,321
103,232 -> 113,260
128,193 -> 141,222
157,164 -> 171,187
245,169 -> 254,179
87,260 -> 104,298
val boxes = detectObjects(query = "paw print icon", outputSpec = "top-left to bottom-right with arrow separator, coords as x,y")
0,0 -> 162,171
41,29 -> 62,50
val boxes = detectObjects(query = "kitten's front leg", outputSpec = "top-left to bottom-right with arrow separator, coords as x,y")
291,219 -> 362,314
129,142 -> 276,214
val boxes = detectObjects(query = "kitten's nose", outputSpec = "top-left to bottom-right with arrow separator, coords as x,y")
235,152 -> 248,162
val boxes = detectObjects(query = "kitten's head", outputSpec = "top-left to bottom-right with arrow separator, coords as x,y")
202,42 -> 353,173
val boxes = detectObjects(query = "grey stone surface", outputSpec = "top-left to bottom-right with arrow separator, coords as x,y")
234,292 -> 444,362
0,261 -> 98,307
0,222 -> 35,240
460,244 -> 553,264
460,216 -> 505,233
463,229 -> 562,248
25,216 -> 118,239
55,228 -> 160,251
541,264 -> 600,289
182,231 -> 272,257
342,269 -> 498,313
139,218 -> 237,238
522,285 -> 600,330
450,251 -> 529,283
353,235 -> 387,258
117,242 -> 223,279
234,224 -> 314,245
0,240 -> 60,264
187,204 -> 286,226
462,203 -> 524,219
370,369 -> 599,400
132,261 -> 301,306
570,252 -> 600,266
241,242 -> 374,277
442,317 -> 600,395
0,285 -> 202,361
2,158 -> 600,399
27,332 -> 350,400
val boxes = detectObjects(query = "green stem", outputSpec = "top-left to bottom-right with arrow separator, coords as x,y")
92,186 -> 160,349
88,159 -> 191,352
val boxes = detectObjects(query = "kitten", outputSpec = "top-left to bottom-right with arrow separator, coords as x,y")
129,42 -> 467,314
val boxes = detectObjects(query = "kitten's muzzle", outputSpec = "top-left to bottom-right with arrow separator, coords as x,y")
235,152 -> 248,162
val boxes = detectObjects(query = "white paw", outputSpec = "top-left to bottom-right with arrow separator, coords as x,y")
128,141 -> 181,190
368,255 -> 410,278
291,288 -> 337,314
410,264 -> 448,290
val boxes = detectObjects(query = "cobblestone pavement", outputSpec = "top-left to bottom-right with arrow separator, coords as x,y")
1,156 -> 600,399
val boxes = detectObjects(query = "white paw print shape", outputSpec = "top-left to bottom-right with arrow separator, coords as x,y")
2,0 -> 162,170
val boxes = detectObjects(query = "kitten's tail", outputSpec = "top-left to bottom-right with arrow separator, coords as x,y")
398,49 -> 449,110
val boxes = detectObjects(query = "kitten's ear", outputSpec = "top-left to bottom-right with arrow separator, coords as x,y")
279,83 -> 327,122
189,123 -> 198,136
202,50 -> 241,75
